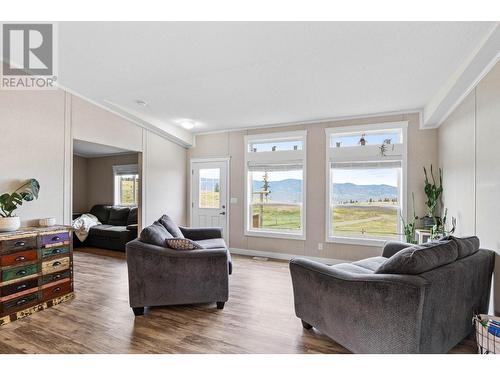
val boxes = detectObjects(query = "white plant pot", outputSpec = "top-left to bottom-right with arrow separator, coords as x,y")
0,216 -> 21,232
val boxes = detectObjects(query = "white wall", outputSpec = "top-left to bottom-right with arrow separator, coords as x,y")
0,89 -> 188,228
438,60 -> 500,314
0,90 -> 67,226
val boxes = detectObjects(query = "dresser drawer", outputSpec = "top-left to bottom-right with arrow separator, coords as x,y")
1,278 -> 38,297
0,249 -> 38,267
41,257 -> 70,275
41,280 -> 72,300
41,232 -> 70,246
41,270 -> 71,285
41,245 -> 69,259
1,292 -> 39,314
0,236 -> 37,253
1,264 -> 39,282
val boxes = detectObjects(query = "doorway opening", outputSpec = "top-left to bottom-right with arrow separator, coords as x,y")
72,139 -> 142,252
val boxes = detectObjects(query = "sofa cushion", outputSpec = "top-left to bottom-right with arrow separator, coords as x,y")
166,238 -> 204,250
196,238 -> 227,249
89,225 -> 129,239
159,215 -> 184,238
441,235 -> 480,259
127,207 -> 138,225
140,221 -> 173,247
353,256 -> 387,272
108,206 -> 130,226
89,205 -> 111,224
332,263 -> 374,274
375,240 -> 458,275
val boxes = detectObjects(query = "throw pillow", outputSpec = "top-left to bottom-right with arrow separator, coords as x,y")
441,235 -> 480,259
166,238 -> 204,250
375,240 -> 458,275
140,221 -> 173,247
159,214 -> 184,238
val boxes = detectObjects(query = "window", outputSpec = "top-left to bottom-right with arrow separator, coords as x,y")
113,164 -> 139,206
199,168 -> 221,208
245,131 -> 307,239
326,123 -> 407,245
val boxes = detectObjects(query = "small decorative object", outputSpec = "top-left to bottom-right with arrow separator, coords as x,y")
379,138 -> 393,157
0,178 -> 40,232
272,146 -> 277,151
358,134 -> 367,146
400,192 -> 418,244
336,141 -> 341,148
39,217 -> 56,227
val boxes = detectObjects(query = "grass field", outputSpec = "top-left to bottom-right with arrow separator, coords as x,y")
251,203 -> 398,238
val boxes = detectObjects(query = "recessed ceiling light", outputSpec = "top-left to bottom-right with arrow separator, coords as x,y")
180,120 -> 195,130
135,99 -> 148,106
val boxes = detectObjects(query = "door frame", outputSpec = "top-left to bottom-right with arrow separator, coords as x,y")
189,157 -> 230,241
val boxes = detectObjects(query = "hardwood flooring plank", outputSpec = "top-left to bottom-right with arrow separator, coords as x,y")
0,247 -> 476,354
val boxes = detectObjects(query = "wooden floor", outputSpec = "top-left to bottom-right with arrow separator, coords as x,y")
0,247 -> 476,354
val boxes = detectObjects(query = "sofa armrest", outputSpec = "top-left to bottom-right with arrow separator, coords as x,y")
179,226 -> 223,241
382,241 -> 414,258
289,257 -> 428,353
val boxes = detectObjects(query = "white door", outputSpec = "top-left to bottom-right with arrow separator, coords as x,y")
191,160 -> 229,242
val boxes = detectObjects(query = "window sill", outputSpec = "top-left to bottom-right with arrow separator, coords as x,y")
245,230 -> 305,241
326,236 -> 393,247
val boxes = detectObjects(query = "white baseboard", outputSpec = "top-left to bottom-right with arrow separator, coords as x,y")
229,247 -> 345,265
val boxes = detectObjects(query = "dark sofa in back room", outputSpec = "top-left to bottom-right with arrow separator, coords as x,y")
75,204 -> 138,251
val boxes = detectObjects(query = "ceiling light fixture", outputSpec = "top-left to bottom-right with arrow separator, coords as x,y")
180,120 -> 195,130
135,99 -> 148,106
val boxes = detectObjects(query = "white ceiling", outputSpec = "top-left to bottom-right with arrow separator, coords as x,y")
58,22 -> 496,138
73,139 -> 136,158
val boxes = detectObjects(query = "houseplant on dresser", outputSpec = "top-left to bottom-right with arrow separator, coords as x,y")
0,179 -> 40,232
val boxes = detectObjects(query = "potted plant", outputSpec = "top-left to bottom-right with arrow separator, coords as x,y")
401,192 -> 418,244
422,165 -> 442,228
0,179 -> 40,232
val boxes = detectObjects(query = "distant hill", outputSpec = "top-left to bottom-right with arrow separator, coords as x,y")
201,177 -> 397,203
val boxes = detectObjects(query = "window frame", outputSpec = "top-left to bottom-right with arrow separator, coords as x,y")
113,164 -> 139,206
325,122 -> 408,247
244,130 -> 307,241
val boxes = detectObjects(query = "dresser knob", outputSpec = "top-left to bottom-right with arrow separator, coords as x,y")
51,236 -> 61,241
16,298 -> 28,306
14,241 -> 25,247
52,261 -> 61,267
15,256 -> 26,262
16,269 -> 27,276
53,287 -> 61,293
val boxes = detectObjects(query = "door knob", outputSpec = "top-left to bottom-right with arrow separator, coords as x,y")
219,212 -> 226,215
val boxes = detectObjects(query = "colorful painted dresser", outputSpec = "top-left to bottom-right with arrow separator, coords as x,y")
0,226 -> 74,326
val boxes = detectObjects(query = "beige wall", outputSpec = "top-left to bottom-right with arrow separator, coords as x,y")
189,112 -> 438,261
143,131 -> 187,226
0,90 -> 67,226
0,89 -> 188,228
438,61 -> 500,314
86,153 -> 139,209
73,155 -> 88,213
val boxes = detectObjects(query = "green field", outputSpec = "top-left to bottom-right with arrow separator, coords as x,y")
251,203 -> 398,238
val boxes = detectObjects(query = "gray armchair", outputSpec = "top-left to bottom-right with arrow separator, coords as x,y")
126,220 -> 230,316
290,239 -> 495,353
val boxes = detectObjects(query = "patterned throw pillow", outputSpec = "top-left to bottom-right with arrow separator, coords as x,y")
166,238 -> 204,250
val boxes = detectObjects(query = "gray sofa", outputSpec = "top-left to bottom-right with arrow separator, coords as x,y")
290,237 -> 495,353
126,215 -> 232,316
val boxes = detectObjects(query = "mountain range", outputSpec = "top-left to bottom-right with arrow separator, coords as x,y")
201,178 -> 397,203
